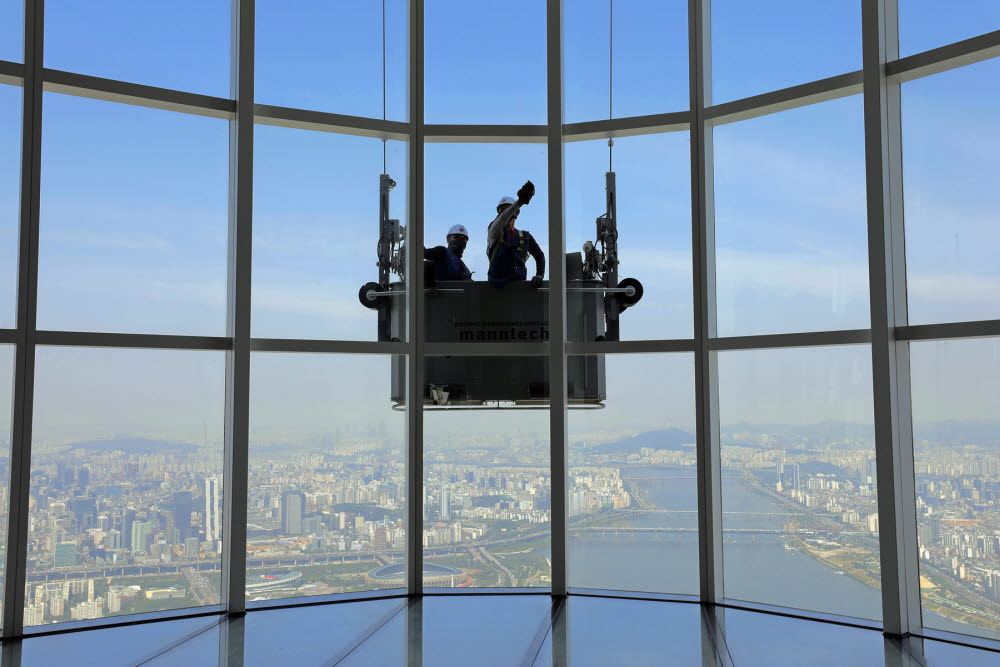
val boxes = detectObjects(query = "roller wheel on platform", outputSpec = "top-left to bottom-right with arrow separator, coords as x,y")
615,277 -> 644,311
359,282 -> 390,310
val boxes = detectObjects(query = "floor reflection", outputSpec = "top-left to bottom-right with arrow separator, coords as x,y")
6,595 -> 1000,665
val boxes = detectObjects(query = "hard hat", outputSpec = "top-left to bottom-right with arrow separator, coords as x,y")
447,224 -> 469,239
497,195 -> 517,211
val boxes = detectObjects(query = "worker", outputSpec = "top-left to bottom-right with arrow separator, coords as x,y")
486,180 -> 545,286
424,224 -> 472,281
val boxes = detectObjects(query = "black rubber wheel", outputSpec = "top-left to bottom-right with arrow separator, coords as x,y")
359,282 -> 389,310
615,277 -> 644,310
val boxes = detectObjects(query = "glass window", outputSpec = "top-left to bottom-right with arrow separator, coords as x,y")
36,93 -> 229,336
0,345 -> 13,628
711,0 -> 861,104
902,58 -> 1000,326
899,1 -> 1000,56
911,338 -> 1000,640
714,97 -> 870,337
252,128 -> 407,341
27,347 -> 225,627
0,0 -> 21,63
565,133 -> 692,341
424,142 -> 547,287
423,358 -> 550,589
0,83 -> 19,329
568,353 -> 698,595
255,0 -> 407,120
248,353 -> 405,601
564,0 -> 688,123
718,345 -> 881,620
424,0 -> 546,124
44,0 -> 230,97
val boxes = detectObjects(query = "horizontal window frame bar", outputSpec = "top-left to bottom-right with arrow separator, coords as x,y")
917,626 -> 1000,655
563,112 -> 691,141
705,71 -> 863,126
34,330 -> 232,350
250,338 -> 408,354
42,68 -> 235,119
20,605 -> 223,640
708,329 -> 872,351
0,59 -> 23,85
424,341 -> 549,357
566,339 -> 695,355
254,103 -> 410,141
424,124 -> 547,143
887,29 -> 1000,83
422,587 -> 551,596
567,588 -> 701,605
717,598 -> 883,633
0,329 -> 15,344
245,588 -> 407,612
896,319 -> 1000,342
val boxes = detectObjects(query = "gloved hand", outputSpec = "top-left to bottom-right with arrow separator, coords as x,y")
530,275 -> 543,288
517,180 -> 535,206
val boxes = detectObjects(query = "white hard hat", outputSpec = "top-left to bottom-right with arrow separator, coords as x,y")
447,224 -> 469,238
497,196 -> 517,210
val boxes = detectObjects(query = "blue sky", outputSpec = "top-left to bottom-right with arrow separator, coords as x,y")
1,2 -> 999,444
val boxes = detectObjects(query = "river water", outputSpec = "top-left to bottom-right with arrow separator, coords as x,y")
567,465 -> 970,633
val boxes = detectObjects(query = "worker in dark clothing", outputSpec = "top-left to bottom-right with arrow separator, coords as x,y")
486,181 -> 545,286
424,224 -> 472,280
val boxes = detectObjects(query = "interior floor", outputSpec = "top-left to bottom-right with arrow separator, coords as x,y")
4,594 -> 998,666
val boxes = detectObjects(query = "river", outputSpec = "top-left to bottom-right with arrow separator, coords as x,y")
567,465 -> 971,633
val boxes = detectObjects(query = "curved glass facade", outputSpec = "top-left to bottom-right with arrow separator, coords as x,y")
0,0 -> 998,649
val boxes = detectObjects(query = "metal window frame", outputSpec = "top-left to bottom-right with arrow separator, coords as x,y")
0,0 -> 998,647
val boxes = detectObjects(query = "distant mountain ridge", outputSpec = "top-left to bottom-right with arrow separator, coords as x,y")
579,428 -> 696,455
61,437 -> 202,453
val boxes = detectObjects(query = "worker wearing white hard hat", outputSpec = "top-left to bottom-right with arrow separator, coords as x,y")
486,181 -> 546,286
424,223 -> 472,281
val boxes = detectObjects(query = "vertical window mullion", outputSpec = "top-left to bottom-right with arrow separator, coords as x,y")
3,0 -> 43,639
221,0 -> 254,615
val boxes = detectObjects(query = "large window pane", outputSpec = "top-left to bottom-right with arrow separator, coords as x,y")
37,94 -> 229,336
248,353 -> 405,601
252,128 -> 407,341
256,0 -> 406,120
425,0 -> 546,124
719,345 -> 881,620
564,0 -> 688,123
0,345 -> 13,628
565,133 -> 692,341
44,0 -> 230,96
902,58 -> 1000,325
0,0 -> 21,63
424,358 -> 550,589
424,143 -> 547,288
27,347 -> 225,627
568,353 -> 697,595
714,97 -> 870,336
0,84 -> 19,329
899,1 -> 1000,56
711,0 -> 861,104
912,338 -> 1000,640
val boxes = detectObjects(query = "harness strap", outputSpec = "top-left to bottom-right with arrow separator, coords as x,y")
489,229 -> 527,263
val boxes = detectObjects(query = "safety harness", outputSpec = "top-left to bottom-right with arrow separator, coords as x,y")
488,229 -> 529,263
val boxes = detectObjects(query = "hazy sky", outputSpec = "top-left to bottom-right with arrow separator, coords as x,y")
1,2 -> 999,445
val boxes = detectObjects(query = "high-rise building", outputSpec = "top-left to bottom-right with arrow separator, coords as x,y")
185,537 -> 201,559
281,491 -> 305,535
174,491 -> 193,539
131,522 -> 153,555
205,476 -> 222,544
54,542 -> 77,568
122,508 -> 136,551
440,489 -> 451,520
792,464 -> 801,492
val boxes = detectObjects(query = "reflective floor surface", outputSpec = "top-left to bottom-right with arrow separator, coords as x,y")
5,594 -> 999,666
